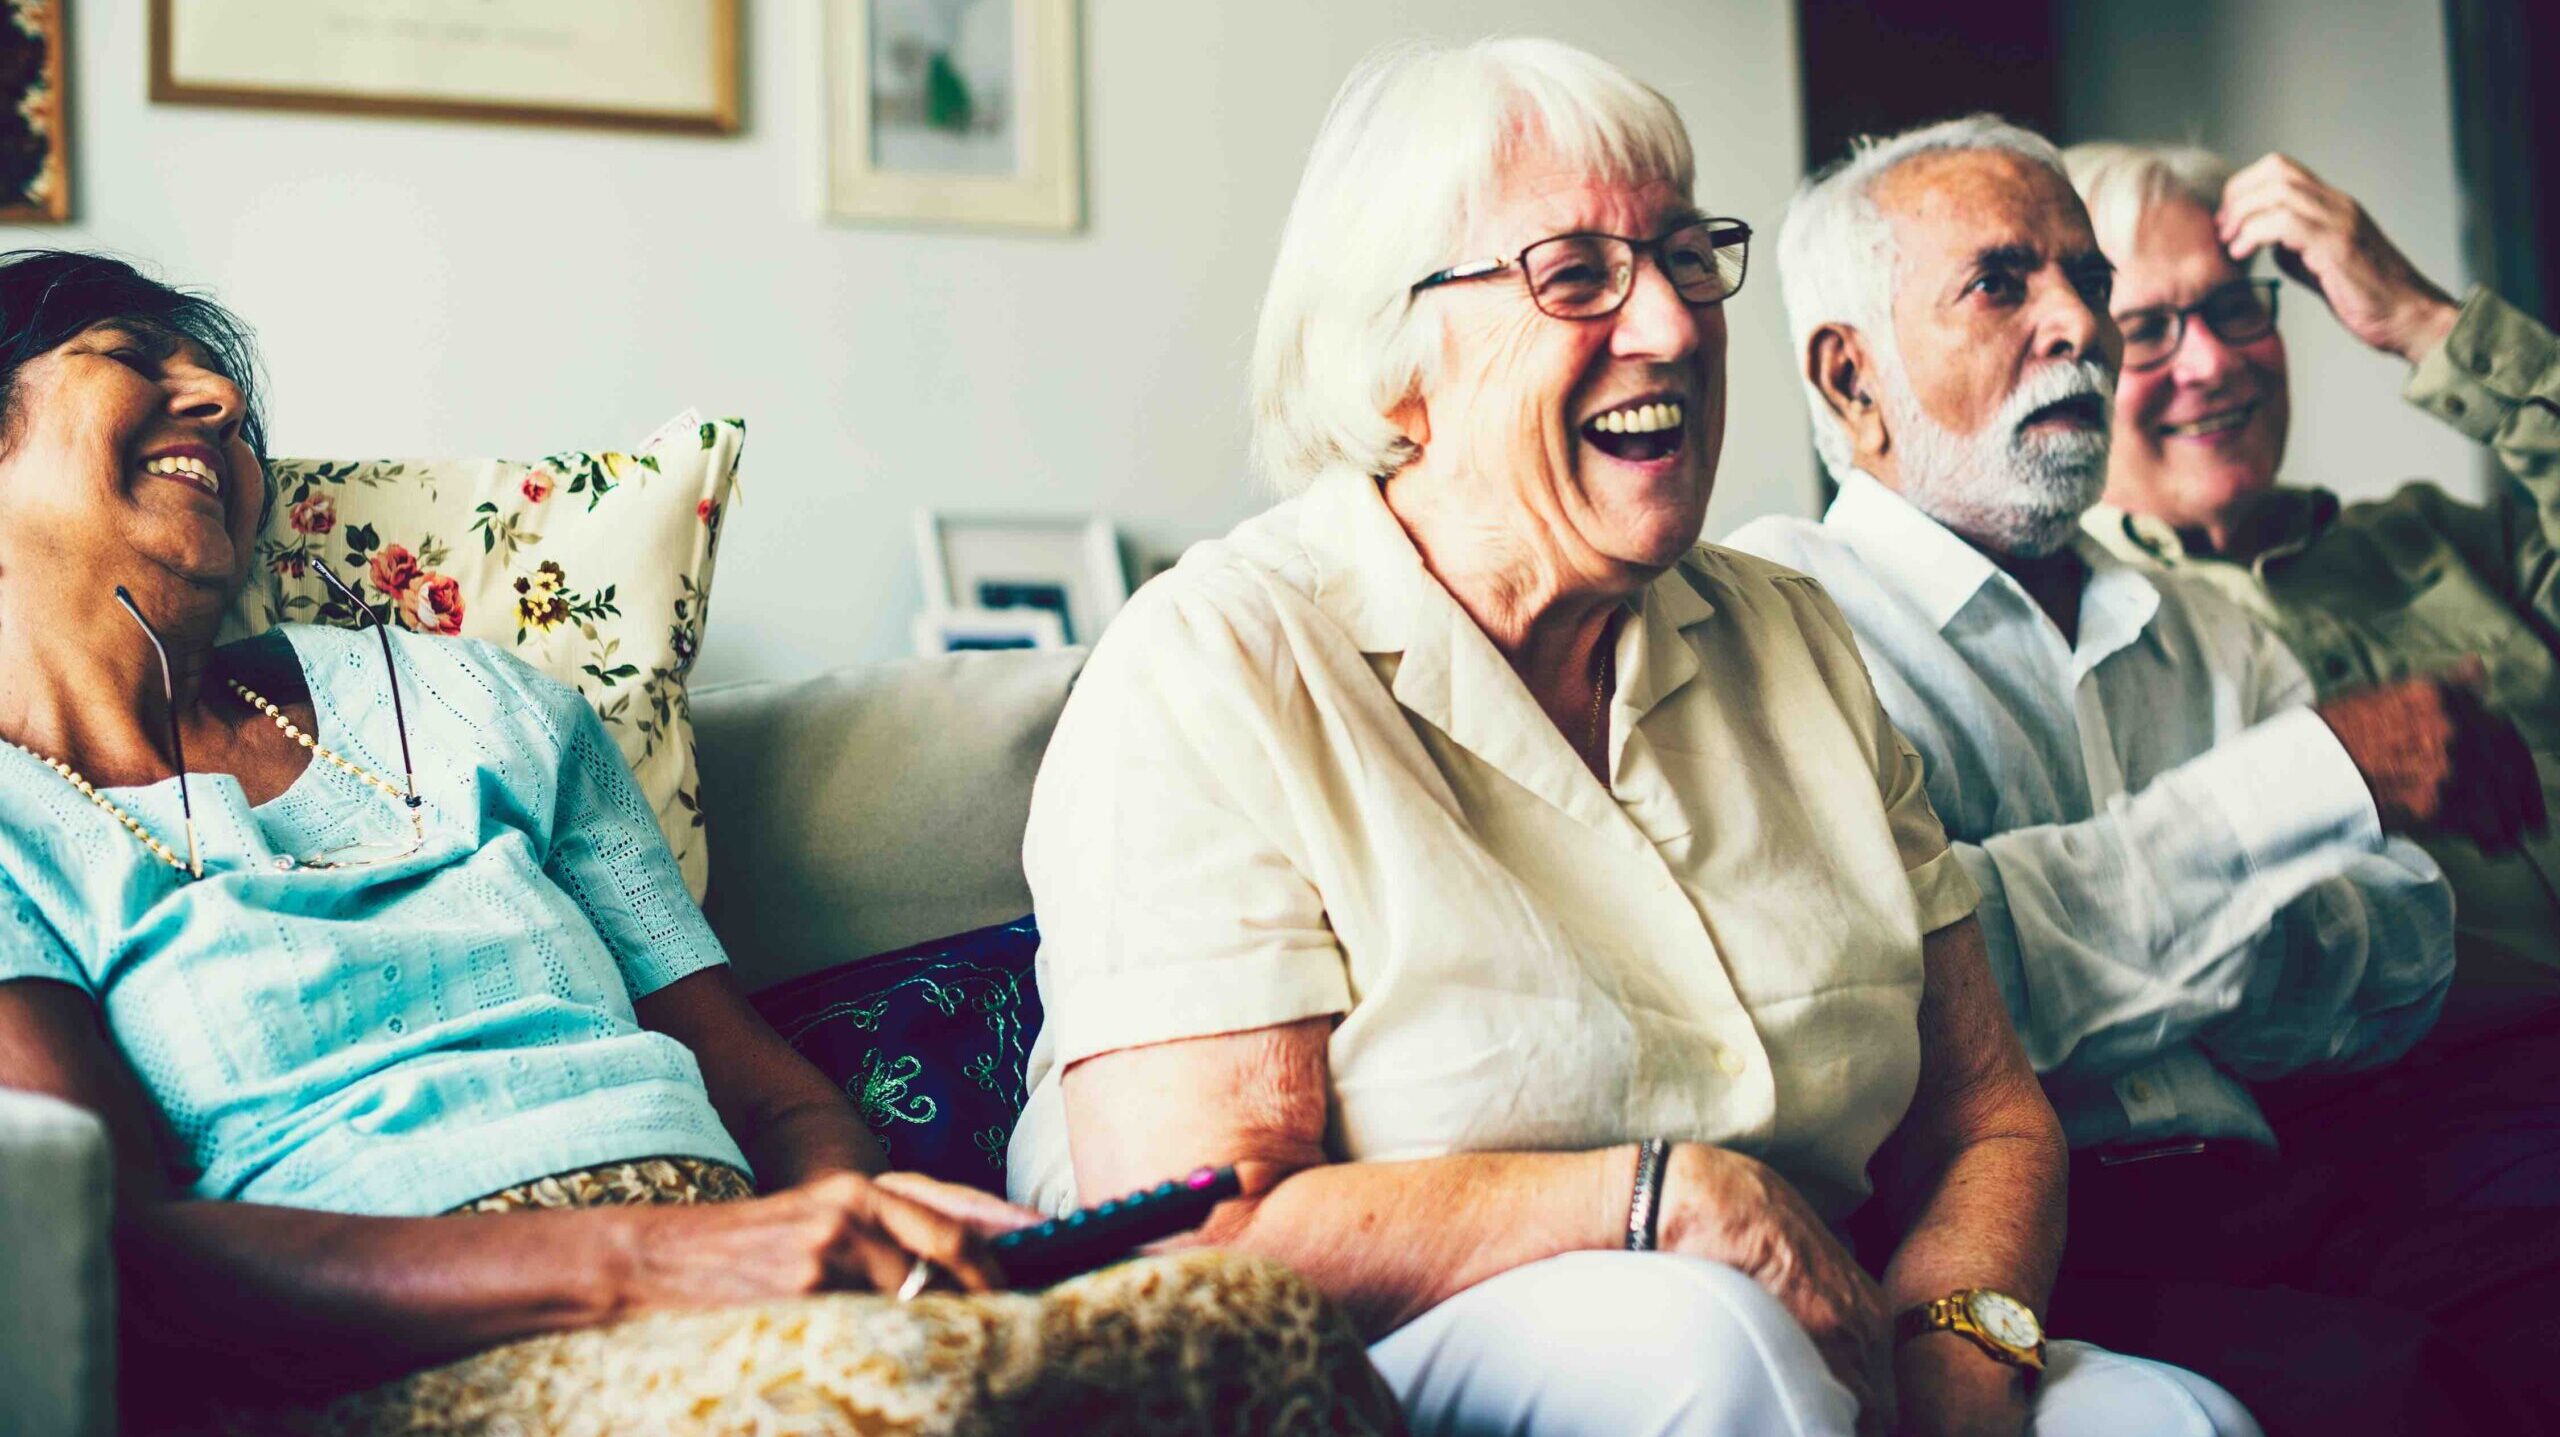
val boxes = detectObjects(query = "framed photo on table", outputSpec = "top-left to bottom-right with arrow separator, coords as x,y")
0,0 -> 69,223
149,0 -> 741,135
915,511 -> 1125,650
912,605 -> 1067,655
824,0 -> 1082,231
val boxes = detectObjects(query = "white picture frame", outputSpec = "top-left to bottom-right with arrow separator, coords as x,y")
912,604 -> 1067,655
914,510 -> 1126,648
822,0 -> 1082,232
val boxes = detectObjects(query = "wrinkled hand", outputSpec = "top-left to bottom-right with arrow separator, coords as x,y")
614,1170 -> 1034,1311
2219,153 -> 2460,363
2315,661 -> 2546,852
1660,1144 -> 1896,1437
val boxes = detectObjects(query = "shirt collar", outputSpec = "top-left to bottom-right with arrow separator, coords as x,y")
1825,469 -> 2164,674
1820,469 -> 2003,631
1299,465 -> 1434,655
1293,464 -> 1721,831
2083,488 -> 2338,572
1298,463 -> 1717,679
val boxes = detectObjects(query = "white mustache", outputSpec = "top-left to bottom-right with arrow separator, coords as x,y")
1996,360 -> 2116,441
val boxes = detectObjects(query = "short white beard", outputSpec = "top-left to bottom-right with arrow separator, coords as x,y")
1879,355 -> 2116,558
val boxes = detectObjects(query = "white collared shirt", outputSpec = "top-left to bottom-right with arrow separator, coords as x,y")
1008,466 -> 1979,1218
1728,472 -> 2453,1149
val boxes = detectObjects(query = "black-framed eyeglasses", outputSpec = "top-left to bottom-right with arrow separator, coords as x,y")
2114,278 -> 2280,372
1410,217 -> 1753,320
114,558 -> 425,880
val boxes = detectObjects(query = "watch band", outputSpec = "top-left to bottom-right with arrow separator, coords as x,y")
1624,1138 -> 1670,1251
1895,1295 -> 1964,1343
1896,1289 -> 2047,1376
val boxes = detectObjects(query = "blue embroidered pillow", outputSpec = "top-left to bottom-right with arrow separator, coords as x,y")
749,916 -> 1042,1196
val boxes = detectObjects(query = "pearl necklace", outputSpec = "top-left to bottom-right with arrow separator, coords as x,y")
227,680 -> 424,870
3,682 -> 421,878
1,739 -> 198,876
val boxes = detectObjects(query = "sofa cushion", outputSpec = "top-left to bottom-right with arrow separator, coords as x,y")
693,647 -> 1085,991
749,918 -> 1042,1195
222,411 -> 745,899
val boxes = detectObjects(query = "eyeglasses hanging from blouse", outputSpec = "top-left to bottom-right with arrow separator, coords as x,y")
86,560 -> 429,878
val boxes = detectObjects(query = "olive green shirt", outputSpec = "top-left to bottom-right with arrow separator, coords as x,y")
2085,287 -> 2560,988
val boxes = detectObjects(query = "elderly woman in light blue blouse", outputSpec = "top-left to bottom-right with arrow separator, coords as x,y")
0,250 -> 1395,1435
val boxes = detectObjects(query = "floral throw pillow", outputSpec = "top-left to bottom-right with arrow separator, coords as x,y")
748,917 -> 1046,1196
222,410 -> 744,899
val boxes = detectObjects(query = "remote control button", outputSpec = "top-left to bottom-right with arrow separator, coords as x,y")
1094,1200 -> 1122,1217
1186,1167 -> 1217,1190
1065,1212 -> 1089,1227
1152,1181 -> 1179,1198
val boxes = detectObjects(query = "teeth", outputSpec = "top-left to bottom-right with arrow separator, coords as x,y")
143,455 -> 220,494
1591,400 -> 1684,436
2164,407 -> 2250,438
1587,397 -> 1689,438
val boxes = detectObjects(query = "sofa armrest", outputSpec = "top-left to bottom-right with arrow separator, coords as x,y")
0,1088 -> 115,1437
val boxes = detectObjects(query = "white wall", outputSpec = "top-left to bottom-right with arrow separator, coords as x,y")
9,2 -> 1811,684
2059,0 -> 2483,505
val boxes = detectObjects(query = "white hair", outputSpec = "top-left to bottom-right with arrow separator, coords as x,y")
1775,114 -> 2071,484
1248,37 -> 1695,492
2061,141 -> 2234,260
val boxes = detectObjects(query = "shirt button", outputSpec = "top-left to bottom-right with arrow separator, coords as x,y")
2443,395 -> 2467,418
381,964 -> 400,983
385,1016 -> 406,1035
1714,1046 -> 1747,1077
2127,1079 -> 2154,1102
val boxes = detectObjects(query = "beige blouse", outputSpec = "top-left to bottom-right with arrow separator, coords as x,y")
1006,467 -> 1980,1220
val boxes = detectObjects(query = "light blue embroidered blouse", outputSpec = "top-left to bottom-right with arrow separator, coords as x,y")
0,623 -> 749,1216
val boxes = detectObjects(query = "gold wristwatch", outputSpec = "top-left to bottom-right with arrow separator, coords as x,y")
1895,1288 -> 2046,1375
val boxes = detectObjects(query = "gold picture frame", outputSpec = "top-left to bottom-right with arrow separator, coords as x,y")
825,0 -> 1082,232
0,0 -> 70,223
149,0 -> 742,136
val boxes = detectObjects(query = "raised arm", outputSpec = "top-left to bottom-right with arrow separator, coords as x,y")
2220,153 -> 2560,610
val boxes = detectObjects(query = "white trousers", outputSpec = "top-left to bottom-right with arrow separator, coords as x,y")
1367,1253 -> 2261,1437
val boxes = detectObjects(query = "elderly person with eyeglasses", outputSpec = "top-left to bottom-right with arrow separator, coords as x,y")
0,250 -> 1400,1437
2064,144 -> 2560,1003
1007,38 -> 2253,1437
2048,140 -> 2560,1436
1725,116 -> 2552,1436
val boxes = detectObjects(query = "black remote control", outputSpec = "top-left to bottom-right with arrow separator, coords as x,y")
991,1165 -> 1243,1288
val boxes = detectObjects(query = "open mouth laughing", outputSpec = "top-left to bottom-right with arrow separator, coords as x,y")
140,449 -> 223,499
1582,397 -> 1686,463
2020,393 -> 2105,433
2158,402 -> 2257,441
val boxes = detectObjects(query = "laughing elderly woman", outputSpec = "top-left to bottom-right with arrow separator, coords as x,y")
1008,39 -> 2257,1437
0,250 -> 1396,1437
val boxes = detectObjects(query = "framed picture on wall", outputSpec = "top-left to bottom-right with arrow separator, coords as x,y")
149,0 -> 741,135
914,511 -> 1125,648
824,0 -> 1082,231
0,0 -> 69,223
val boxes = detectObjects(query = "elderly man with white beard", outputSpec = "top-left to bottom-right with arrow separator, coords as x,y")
1727,117 -> 2552,1437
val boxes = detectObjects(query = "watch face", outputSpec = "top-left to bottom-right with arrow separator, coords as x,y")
1966,1291 -> 2042,1350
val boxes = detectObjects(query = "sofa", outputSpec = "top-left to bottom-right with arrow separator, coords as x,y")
0,645 -> 1090,1437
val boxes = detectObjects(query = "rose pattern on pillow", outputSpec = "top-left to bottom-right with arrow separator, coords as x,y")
226,413 -> 744,898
